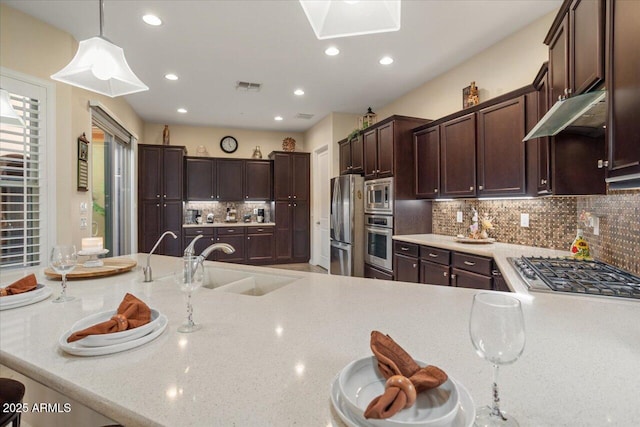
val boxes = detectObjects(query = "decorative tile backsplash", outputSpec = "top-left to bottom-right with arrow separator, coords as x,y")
432,189 -> 640,275
185,202 -> 271,224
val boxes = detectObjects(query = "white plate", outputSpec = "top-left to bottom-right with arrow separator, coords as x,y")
59,314 -> 168,356
339,357 -> 459,427
71,309 -> 161,347
0,285 -> 52,310
331,375 -> 475,427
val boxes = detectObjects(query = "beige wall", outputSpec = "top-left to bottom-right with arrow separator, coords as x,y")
1,4 -> 144,249
143,122 -> 304,159
376,10 -> 556,122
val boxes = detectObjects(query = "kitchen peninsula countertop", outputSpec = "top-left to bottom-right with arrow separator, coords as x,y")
1,253 -> 638,426
392,234 -> 570,293
183,221 -> 275,228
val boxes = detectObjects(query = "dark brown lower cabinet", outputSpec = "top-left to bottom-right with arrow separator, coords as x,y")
364,263 -> 394,281
451,268 -> 493,290
420,261 -> 450,286
183,228 -> 215,260
274,200 -> 309,263
215,226 -> 245,263
394,254 -> 419,283
246,227 -> 275,264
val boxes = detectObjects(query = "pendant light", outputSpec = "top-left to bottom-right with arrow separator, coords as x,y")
51,0 -> 148,97
299,0 -> 401,40
0,89 -> 25,127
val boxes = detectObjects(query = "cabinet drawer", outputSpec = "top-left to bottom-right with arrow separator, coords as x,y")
393,241 -> 419,257
184,227 -> 214,237
246,226 -> 274,235
364,263 -> 394,281
217,227 -> 245,235
452,268 -> 493,290
452,252 -> 493,276
419,246 -> 450,266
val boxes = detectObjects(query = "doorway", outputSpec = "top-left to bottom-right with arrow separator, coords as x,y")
91,118 -> 132,256
313,145 -> 330,270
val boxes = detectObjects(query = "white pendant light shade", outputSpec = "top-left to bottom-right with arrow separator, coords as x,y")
0,89 -> 25,127
51,36 -> 148,97
299,0 -> 401,40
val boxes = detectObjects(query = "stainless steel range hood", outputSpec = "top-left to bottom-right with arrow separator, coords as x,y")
523,90 -> 606,141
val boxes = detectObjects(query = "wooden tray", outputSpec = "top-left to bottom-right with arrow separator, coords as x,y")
45,258 -> 137,280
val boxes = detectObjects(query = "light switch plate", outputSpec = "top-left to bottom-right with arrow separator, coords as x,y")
80,217 -> 88,229
520,213 -> 529,228
80,202 -> 88,213
456,211 -> 463,223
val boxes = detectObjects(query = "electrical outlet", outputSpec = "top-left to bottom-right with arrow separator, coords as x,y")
253,208 -> 258,215
80,202 -> 88,213
592,216 -> 600,235
80,217 -> 88,229
520,213 -> 530,228
456,211 -> 463,223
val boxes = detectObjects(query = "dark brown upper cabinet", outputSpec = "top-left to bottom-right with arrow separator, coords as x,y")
606,0 -> 640,183
546,0 -> 605,103
271,152 -> 309,202
414,127 -> 440,199
440,113 -> 477,198
185,157 -> 217,201
531,63 -> 553,195
476,96 -> 526,197
216,159 -> 244,201
339,134 -> 364,175
244,160 -> 272,200
364,122 -> 394,180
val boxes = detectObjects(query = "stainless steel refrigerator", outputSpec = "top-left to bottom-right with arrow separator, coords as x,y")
330,175 -> 364,277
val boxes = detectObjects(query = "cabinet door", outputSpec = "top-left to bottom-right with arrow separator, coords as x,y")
245,160 -> 272,200
420,261 -> 450,286
139,201 -> 161,253
535,67 -> 553,194
184,230 -> 216,260
394,254 -> 419,283
292,200 -> 310,261
350,135 -> 364,174
477,96 -> 526,196
569,0 -> 604,95
185,158 -> 215,201
549,14 -> 569,104
274,201 -> 292,261
452,268 -> 493,290
440,113 -> 477,197
217,159 -> 244,201
272,153 -> 292,201
377,122 -> 394,177
215,234 -> 245,263
138,145 -> 162,200
292,154 -> 310,201
414,127 -> 440,198
163,147 -> 184,201
339,139 -> 351,175
606,0 -> 640,179
363,129 -> 378,179
162,201 -> 184,256
246,232 -> 275,263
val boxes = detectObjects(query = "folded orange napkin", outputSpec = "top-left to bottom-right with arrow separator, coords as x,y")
364,331 -> 448,420
66,293 -> 151,343
0,274 -> 38,297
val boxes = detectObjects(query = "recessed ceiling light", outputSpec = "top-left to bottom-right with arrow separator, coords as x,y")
379,56 -> 394,65
274,116 -> 283,121
142,14 -> 162,26
164,73 -> 178,81
177,108 -> 187,114
325,47 -> 340,56
294,89 -> 305,96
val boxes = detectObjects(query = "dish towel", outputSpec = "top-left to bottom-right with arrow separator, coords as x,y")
364,330 -> 448,419
0,274 -> 37,297
66,293 -> 151,343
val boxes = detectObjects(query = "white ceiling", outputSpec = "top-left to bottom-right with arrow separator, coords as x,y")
3,0 -> 561,132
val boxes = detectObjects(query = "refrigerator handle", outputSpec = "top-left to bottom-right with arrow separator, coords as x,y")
330,178 -> 338,237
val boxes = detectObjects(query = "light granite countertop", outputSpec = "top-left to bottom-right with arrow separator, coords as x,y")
1,252 -> 639,426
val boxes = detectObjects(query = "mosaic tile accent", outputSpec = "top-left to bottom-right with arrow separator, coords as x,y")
432,189 -> 640,275
184,202 -> 271,224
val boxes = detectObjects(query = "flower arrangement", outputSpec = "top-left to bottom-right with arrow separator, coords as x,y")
468,208 -> 494,239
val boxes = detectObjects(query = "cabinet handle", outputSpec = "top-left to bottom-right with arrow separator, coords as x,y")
257,228 -> 263,232
469,186 -> 474,191
163,194 -> 167,198
540,179 -> 547,185
491,270 -> 501,277
478,185 -> 483,190
227,229 -> 234,232
401,247 -> 410,251
428,253 -> 438,258
443,272 -> 448,277
247,237 -> 250,240
156,203 -> 160,207
412,264 -> 417,268
288,195 -> 291,199
288,204 -> 291,207
463,261 -> 476,266
245,195 -> 248,199
293,195 -> 297,199
210,195 -> 214,199
597,160 -> 609,169
156,194 -> 160,198
293,203 -> 297,207
434,189 -> 438,193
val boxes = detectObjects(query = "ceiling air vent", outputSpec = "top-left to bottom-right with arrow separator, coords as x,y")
235,81 -> 262,92
295,113 -> 314,120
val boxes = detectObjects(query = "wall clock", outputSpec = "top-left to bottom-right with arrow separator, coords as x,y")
220,135 -> 238,154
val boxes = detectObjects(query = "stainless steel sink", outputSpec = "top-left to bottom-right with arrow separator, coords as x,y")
203,266 -> 299,296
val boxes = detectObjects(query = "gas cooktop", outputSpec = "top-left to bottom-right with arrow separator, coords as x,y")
508,256 -> 640,300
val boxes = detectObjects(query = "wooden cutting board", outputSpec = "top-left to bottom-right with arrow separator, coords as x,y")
44,258 -> 137,280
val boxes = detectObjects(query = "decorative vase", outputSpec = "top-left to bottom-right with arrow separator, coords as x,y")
252,146 -> 263,159
162,125 -> 170,145
282,137 -> 296,152
570,229 -> 590,259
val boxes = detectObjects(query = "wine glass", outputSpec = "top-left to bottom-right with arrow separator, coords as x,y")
174,256 -> 203,333
469,292 -> 525,427
49,245 -> 78,303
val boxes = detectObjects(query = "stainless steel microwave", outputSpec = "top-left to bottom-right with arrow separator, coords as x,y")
364,177 -> 393,215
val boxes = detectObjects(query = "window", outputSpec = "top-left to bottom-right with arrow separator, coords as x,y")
1,74 -> 52,269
